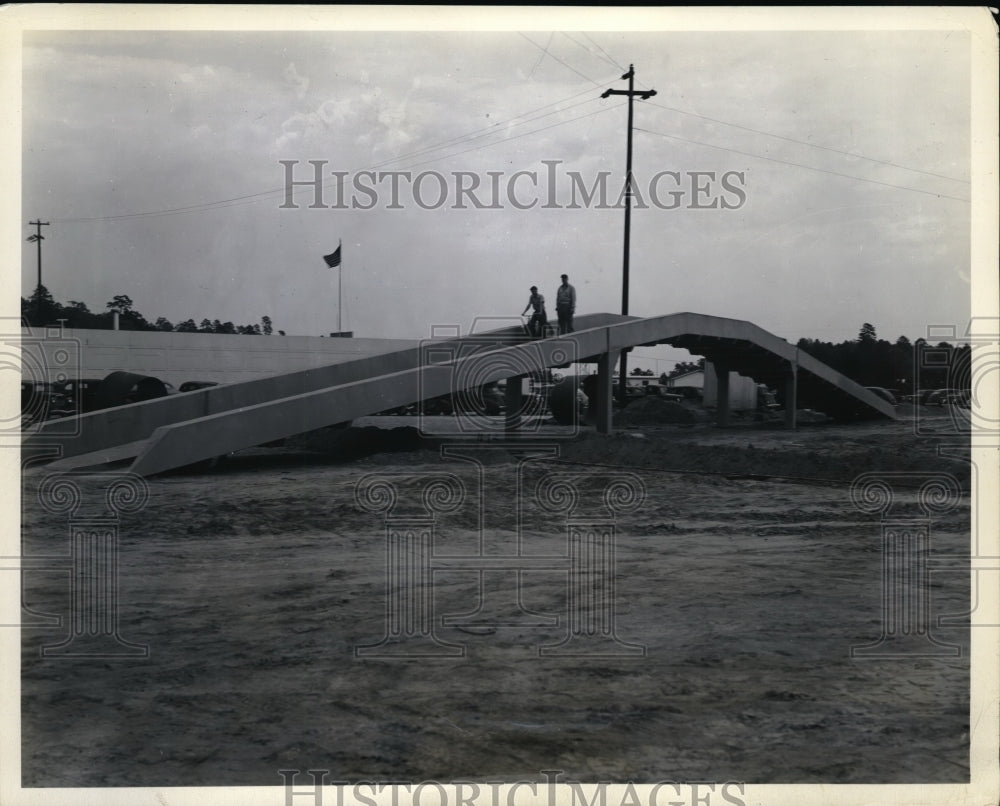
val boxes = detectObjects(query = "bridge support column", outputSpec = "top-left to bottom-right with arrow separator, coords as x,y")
595,352 -> 615,434
505,375 -> 524,433
784,362 -> 798,429
714,362 -> 730,427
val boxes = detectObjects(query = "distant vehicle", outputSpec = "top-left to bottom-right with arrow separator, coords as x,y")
926,388 -> 970,408
21,381 -> 68,425
915,389 -> 947,405
179,381 -> 219,393
640,383 -> 677,398
671,386 -> 703,401
419,394 -> 454,416
32,373 -> 175,419
757,385 -> 779,411
92,371 -> 170,410
951,390 -> 972,408
549,375 -> 590,424
53,377 -> 105,414
925,389 -> 947,406
865,386 -> 898,406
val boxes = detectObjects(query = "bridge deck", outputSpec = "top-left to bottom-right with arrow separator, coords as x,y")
24,312 -> 894,476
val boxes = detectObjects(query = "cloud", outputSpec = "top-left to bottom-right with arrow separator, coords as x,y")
283,61 -> 309,100
20,29 -> 974,345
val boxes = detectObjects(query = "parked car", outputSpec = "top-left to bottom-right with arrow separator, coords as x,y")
926,388 -> 970,407
549,375 -> 590,424
91,371 -> 170,410
925,389 -> 947,406
671,386 -> 703,401
52,377 -> 105,414
951,389 -> 972,408
924,388 -> 968,407
915,388 -> 953,406
21,381 -> 69,425
419,394 -> 454,416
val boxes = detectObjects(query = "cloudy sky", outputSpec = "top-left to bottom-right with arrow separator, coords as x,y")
13,8 -> 986,371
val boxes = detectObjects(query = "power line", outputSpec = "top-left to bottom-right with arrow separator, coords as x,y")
528,32 -> 554,78
561,32 -> 625,73
564,34 -> 968,187
371,95 -> 603,173
518,32 -> 603,87
580,32 -> 628,73
51,86 -> 613,224
645,100 -> 968,186
371,84 -> 607,171
52,102 -> 624,224
634,126 -> 971,203
388,102 -> 623,174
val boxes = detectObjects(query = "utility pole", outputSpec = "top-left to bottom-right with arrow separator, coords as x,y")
27,220 -> 50,324
601,66 -> 655,403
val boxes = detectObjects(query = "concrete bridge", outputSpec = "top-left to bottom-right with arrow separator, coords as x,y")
24,312 -> 895,477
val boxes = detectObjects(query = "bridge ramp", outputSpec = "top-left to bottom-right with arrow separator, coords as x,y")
24,312 -> 893,476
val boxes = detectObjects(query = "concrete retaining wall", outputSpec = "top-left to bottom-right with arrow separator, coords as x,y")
20,327 -> 418,387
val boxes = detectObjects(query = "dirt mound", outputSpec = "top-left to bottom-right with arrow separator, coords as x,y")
614,396 -> 710,425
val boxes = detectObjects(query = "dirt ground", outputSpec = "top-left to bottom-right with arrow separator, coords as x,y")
19,404 -> 973,787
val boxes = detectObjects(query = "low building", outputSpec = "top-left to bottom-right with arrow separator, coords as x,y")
702,361 -> 759,411
665,369 -> 705,390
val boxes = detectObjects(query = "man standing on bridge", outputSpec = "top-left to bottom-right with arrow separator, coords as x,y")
555,274 -> 576,334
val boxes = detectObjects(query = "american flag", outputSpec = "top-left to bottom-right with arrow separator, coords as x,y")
323,246 -> 342,268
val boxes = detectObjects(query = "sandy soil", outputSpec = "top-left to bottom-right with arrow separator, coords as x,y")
19,405 -> 972,786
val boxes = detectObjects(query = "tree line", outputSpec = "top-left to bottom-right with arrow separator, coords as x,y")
22,286 -> 280,335
796,322 -> 970,393
656,324 -> 969,394
21,292 -> 970,393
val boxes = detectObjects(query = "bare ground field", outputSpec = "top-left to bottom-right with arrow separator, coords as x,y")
19,405 -> 973,787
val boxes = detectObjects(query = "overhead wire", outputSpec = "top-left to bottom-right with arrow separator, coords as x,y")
580,32 -> 628,73
517,32 -> 605,87
578,32 -> 969,188
379,102 -> 624,175
368,83 -> 610,171
371,94 -> 605,173
51,81 -> 618,224
644,100 -> 969,186
51,101 -> 624,224
562,32 -> 626,73
528,32 -> 554,79
51,32 -> 969,223
634,125 -> 971,203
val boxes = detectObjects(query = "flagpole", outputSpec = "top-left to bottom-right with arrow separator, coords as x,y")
337,239 -> 342,335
